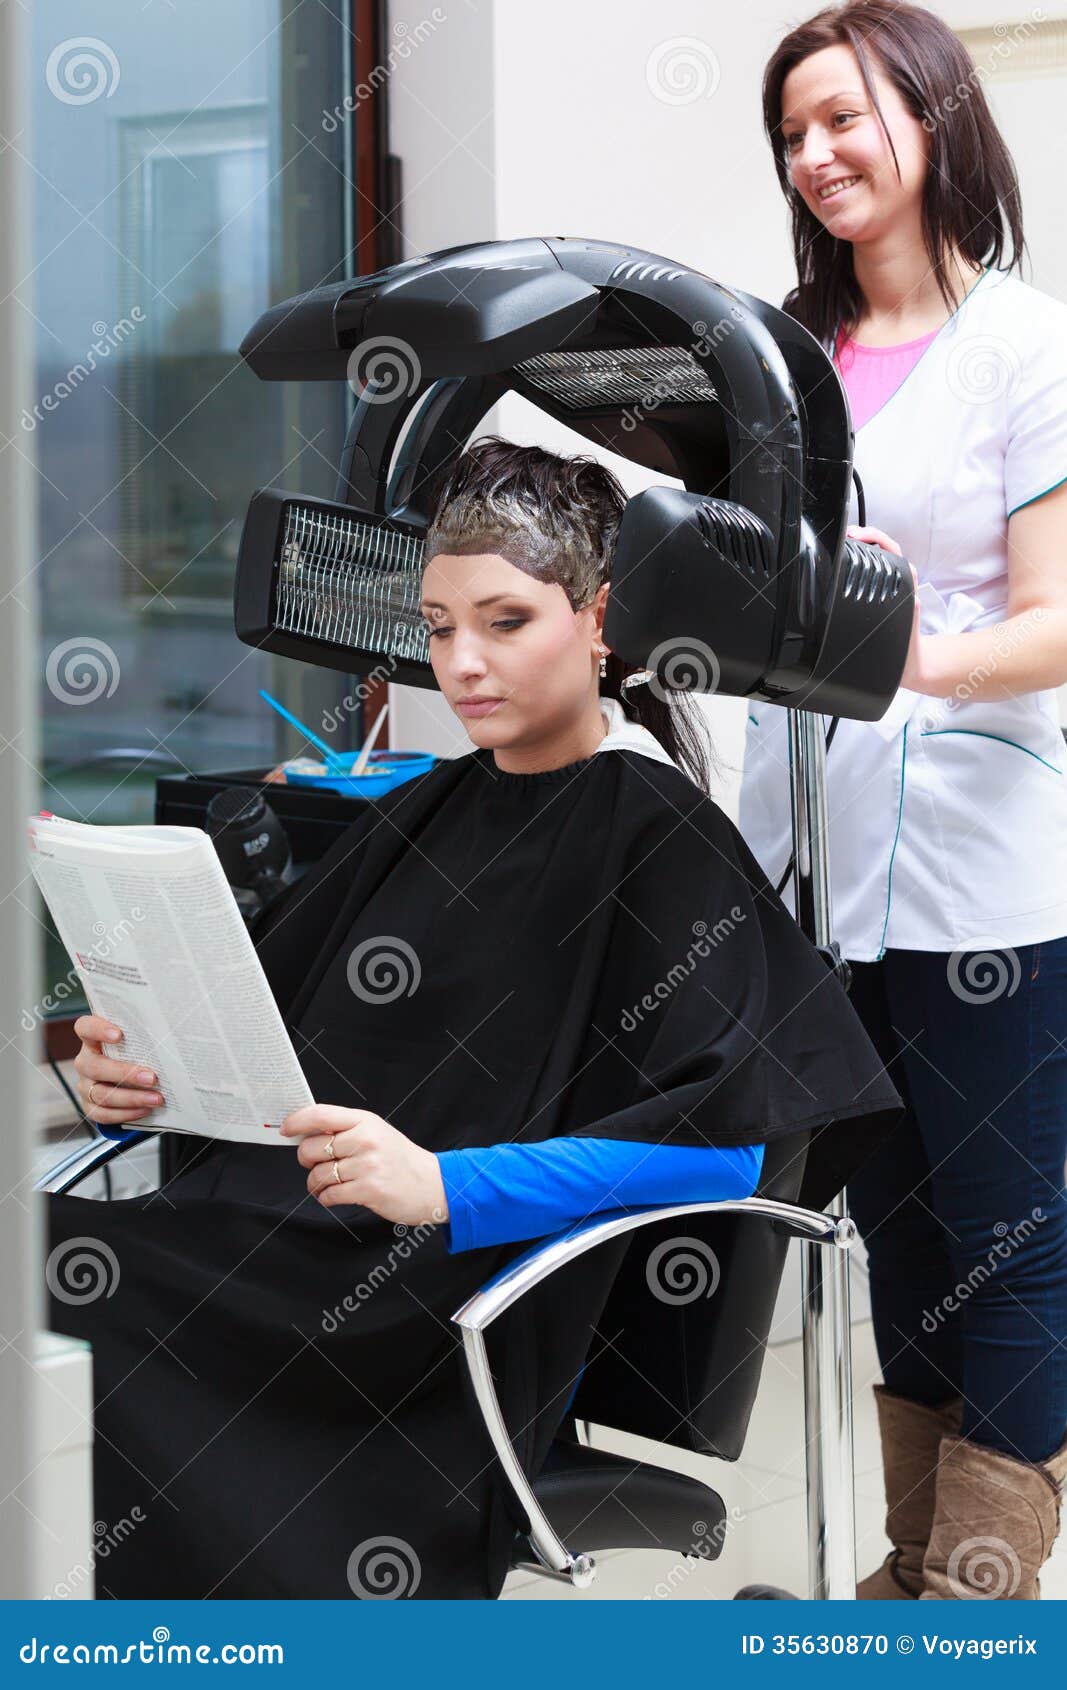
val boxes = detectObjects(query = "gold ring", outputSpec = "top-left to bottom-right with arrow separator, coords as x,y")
325,1135 -> 336,1160
332,1160 -> 343,1184
88,1081 -> 101,1109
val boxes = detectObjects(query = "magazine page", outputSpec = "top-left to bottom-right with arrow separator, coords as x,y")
27,816 -> 312,1145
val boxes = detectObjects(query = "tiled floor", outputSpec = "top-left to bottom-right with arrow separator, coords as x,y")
501,1317 -> 1067,1602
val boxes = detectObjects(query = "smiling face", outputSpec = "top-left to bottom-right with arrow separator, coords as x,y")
780,43 -> 929,245
420,550 -> 609,760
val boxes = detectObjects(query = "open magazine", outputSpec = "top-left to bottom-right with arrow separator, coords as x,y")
26,813 -> 313,1145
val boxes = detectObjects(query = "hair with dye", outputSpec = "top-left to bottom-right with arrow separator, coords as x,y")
424,435 -> 717,792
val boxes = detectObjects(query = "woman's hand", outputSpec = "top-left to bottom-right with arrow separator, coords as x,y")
847,524 -> 925,693
73,1015 -> 164,1123
279,1105 -> 448,1228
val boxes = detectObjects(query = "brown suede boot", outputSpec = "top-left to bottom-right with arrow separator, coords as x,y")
856,1385 -> 964,1599
920,1429 -> 1067,1599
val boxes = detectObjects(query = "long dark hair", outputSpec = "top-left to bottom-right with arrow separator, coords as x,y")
762,0 -> 1026,345
425,434 -> 718,793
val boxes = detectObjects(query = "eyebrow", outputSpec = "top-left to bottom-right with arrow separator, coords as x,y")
782,90 -> 865,124
419,592 -> 532,612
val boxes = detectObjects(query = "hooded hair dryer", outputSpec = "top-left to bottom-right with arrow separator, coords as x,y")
233,236 -> 912,720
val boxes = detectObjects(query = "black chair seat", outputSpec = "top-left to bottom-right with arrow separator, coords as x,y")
512,1436 -> 727,1562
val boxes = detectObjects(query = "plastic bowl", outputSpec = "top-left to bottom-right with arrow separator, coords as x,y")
282,750 -> 437,797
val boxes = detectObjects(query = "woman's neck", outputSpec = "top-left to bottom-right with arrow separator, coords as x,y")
850,241 -> 985,345
491,695 -> 608,776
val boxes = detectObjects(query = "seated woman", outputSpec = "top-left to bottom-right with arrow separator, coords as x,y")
45,436 -> 903,1600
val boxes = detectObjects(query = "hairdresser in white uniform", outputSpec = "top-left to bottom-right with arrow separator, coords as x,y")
742,3 -> 1067,1600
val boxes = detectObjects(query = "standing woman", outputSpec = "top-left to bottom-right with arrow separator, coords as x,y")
744,2 -> 1067,1599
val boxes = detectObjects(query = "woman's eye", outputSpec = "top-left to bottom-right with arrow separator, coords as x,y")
785,112 -> 856,151
424,618 -> 526,640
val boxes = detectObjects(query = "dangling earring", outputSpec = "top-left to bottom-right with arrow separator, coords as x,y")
598,646 -> 608,679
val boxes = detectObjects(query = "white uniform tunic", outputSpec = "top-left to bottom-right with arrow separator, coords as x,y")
739,266 -> 1067,962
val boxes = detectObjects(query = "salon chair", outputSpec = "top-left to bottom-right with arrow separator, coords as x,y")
39,234 -> 912,1598
39,1116 -> 855,1598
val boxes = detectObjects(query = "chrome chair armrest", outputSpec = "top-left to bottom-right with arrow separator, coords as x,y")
451,1195 -> 857,1590
35,1126 -> 154,1195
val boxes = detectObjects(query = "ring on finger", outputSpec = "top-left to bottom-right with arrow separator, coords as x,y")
87,1081 -> 103,1110
332,1160 -> 343,1184
324,1135 -> 336,1160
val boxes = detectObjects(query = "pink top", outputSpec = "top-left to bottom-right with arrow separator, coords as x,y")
833,326 -> 939,430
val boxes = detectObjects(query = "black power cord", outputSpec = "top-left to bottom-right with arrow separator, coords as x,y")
767,467 -> 867,993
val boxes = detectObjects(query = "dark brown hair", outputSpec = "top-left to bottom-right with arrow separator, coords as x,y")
425,434 -> 717,792
762,0 -> 1025,346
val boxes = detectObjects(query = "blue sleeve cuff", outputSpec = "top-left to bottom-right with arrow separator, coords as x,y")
436,1150 -> 476,1254
435,1138 -> 765,1255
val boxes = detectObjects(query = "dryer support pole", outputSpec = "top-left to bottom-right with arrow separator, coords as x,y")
787,709 -> 858,1601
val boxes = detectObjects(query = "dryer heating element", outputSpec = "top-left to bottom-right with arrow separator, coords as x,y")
235,488 -> 431,686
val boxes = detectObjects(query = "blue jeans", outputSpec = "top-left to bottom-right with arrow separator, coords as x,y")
845,939 -> 1067,1464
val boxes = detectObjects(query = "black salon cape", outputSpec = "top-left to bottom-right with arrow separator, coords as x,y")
45,745 -> 903,1599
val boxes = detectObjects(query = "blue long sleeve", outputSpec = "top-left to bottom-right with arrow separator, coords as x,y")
435,1136 -> 765,1254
